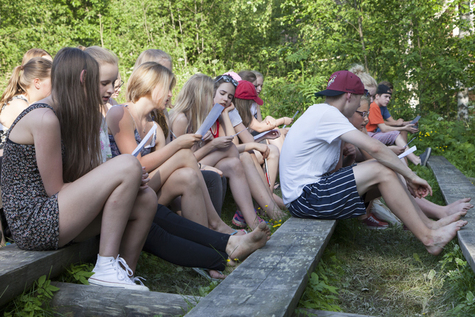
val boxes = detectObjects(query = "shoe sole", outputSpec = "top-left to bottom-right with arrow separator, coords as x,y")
421,148 -> 432,166
88,277 -> 150,291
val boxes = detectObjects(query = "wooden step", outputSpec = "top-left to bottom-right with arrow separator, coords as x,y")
50,282 -> 200,316
427,155 -> 475,273
184,217 -> 337,317
0,237 -> 98,307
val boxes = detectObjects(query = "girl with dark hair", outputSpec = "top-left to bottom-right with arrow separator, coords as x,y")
1,47 -> 157,291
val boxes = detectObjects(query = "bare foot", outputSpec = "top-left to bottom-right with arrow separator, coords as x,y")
209,270 -> 227,280
430,211 -> 466,230
425,220 -> 467,255
226,222 -> 271,265
444,198 -> 473,216
215,221 -> 240,235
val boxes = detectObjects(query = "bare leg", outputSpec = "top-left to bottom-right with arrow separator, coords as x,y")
240,152 -> 286,220
149,149 -> 234,234
57,155 -> 155,270
415,197 -> 472,219
157,168 -> 210,228
200,146 -> 261,229
353,161 -> 467,255
395,135 -> 420,165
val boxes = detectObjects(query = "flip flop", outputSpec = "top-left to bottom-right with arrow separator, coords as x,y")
192,268 -> 224,282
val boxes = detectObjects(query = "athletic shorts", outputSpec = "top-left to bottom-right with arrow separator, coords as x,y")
367,131 -> 400,145
288,165 -> 367,220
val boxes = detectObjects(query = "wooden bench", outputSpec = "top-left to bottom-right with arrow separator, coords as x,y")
184,217 -> 337,317
427,156 -> 475,274
50,282 -> 200,316
0,237 -> 98,307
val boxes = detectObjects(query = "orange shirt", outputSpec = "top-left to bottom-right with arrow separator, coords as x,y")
366,102 -> 384,132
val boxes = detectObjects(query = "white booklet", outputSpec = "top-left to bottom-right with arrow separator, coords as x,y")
195,104 -> 224,139
132,124 -> 158,157
398,146 -> 416,159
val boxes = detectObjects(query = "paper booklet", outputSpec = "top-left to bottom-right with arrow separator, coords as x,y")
132,124 -> 158,157
398,146 -> 416,159
195,104 -> 225,139
253,129 -> 281,143
283,110 -> 299,128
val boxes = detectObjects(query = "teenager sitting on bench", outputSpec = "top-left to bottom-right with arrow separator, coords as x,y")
280,70 -> 467,255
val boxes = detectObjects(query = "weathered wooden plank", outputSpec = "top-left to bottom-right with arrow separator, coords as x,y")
293,308 -> 373,317
185,217 -> 337,317
427,156 -> 475,274
0,237 -> 98,307
50,282 -> 200,317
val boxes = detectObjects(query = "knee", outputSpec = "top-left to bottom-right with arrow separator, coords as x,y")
268,144 -> 279,159
225,144 -> 239,158
376,163 -> 397,181
173,167 -> 201,188
115,154 -> 143,180
239,152 -> 252,166
176,149 -> 197,165
137,187 -> 158,216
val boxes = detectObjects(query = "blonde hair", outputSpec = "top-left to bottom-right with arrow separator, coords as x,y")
134,49 -> 172,71
84,46 -> 119,65
21,48 -> 52,65
126,62 -> 176,136
349,64 -> 377,90
0,57 -> 52,110
251,70 -> 263,79
169,74 -> 214,133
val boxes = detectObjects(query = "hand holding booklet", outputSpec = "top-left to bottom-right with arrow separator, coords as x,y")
253,129 -> 281,143
195,104 -> 225,139
398,146 -> 416,159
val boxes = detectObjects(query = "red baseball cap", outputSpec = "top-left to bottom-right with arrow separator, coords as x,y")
315,70 -> 367,97
235,80 -> 263,105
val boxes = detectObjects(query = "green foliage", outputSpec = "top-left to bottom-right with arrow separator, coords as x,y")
2,275 -> 59,317
197,281 -> 219,297
411,111 -> 475,178
298,255 -> 343,312
59,263 -> 94,285
439,243 -> 475,316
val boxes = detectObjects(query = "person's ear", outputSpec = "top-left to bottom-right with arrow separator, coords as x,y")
33,78 -> 41,90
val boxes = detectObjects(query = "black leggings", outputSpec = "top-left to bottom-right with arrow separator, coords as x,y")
143,204 -> 230,271
201,170 -> 227,216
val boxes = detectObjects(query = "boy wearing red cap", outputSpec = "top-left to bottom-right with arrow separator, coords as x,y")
279,70 -> 466,255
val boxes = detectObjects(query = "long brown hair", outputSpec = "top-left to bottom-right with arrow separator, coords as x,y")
0,57 -> 52,110
234,98 -> 254,127
169,74 -> 214,133
51,47 -> 102,182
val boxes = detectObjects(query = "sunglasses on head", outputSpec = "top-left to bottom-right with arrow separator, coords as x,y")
215,75 -> 238,87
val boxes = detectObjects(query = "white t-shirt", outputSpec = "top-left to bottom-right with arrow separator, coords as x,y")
280,103 -> 356,205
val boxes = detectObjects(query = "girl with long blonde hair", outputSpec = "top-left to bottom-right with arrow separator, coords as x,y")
106,62 -> 237,235
0,57 -> 52,150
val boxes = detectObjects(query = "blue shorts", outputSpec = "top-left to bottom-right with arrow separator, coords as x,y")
288,165 -> 367,220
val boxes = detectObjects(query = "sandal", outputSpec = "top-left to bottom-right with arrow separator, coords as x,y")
192,268 -> 225,282
232,210 -> 247,228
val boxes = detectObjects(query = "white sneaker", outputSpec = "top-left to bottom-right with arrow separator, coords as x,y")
88,255 -> 149,291
371,198 -> 401,226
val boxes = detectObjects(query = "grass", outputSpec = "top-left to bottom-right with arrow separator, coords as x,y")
298,165 -> 471,316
